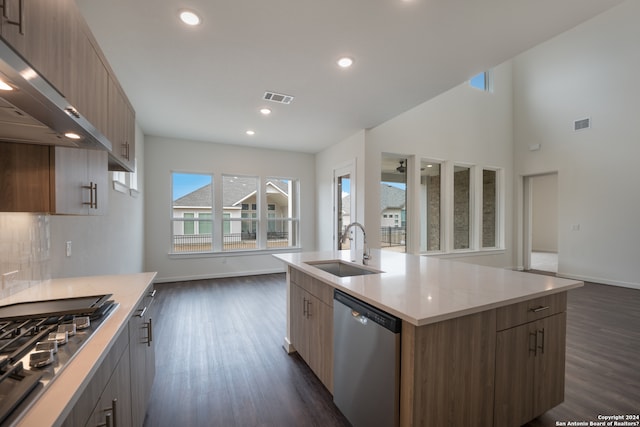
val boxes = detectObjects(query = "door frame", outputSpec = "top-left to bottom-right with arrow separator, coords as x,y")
333,160 -> 357,250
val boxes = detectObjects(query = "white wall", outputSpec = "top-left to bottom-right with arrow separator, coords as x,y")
49,125 -> 146,278
315,130 -> 365,251
513,0 -> 640,288
144,135 -> 316,282
531,174 -> 558,253
316,62 -> 515,268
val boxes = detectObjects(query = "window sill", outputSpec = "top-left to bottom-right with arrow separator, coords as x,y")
168,246 -> 302,259
423,248 -> 506,259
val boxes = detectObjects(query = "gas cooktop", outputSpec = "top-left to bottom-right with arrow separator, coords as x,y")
0,294 -> 116,426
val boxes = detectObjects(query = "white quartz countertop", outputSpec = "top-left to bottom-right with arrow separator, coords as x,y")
274,250 -> 583,326
0,272 -> 157,427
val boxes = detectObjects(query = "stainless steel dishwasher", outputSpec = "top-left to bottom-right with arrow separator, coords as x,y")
333,289 -> 401,427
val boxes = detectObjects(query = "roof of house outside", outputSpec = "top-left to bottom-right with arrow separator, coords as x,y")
173,178 -> 289,208
380,184 -> 406,212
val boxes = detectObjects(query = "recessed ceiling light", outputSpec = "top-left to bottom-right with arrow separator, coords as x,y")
260,108 -> 272,115
426,164 -> 433,168
0,79 -> 13,91
64,132 -> 81,140
179,10 -> 201,26
246,130 -> 255,136
337,57 -> 354,68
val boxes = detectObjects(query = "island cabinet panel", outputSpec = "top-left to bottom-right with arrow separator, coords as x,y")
494,312 -> 567,427
400,310 -> 497,427
289,268 -> 333,392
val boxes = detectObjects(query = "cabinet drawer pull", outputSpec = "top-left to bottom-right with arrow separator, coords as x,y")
529,305 -> 549,313
137,306 -> 147,318
529,331 -> 537,356
146,318 -> 153,347
83,182 -> 98,209
149,289 -> 157,298
537,328 -> 545,354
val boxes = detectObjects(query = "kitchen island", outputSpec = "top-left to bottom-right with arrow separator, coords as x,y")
0,272 -> 156,427
274,250 -> 583,427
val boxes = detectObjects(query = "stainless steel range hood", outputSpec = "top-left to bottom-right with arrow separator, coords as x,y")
0,39 -> 112,151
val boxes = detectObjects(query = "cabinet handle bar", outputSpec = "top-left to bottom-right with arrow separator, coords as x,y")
530,305 -> 550,313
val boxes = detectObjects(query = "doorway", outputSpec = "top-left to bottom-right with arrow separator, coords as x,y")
334,163 -> 355,250
524,173 -> 558,273
380,154 -> 407,253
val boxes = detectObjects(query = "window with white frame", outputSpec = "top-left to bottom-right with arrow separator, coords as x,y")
419,160 -> 442,252
482,169 -> 499,248
265,177 -> 299,249
171,172 -> 213,253
469,70 -> 493,92
171,172 -> 300,254
453,165 -> 472,250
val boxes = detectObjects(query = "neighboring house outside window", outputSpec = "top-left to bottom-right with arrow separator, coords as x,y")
171,172 -> 299,253
380,183 -> 406,249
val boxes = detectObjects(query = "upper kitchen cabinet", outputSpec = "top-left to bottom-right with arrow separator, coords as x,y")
0,142 -> 107,215
53,145 -> 108,215
0,0 -> 136,172
0,0 -> 73,95
0,142 -> 51,212
106,76 -> 136,172
67,12 -> 109,140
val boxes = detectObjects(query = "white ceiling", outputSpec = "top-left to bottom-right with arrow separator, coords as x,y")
77,0 -> 624,154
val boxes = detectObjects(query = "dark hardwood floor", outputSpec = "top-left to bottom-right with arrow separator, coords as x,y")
143,274 -> 350,427
144,273 -> 639,427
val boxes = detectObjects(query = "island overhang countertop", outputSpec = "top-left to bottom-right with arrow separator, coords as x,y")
274,249 -> 583,326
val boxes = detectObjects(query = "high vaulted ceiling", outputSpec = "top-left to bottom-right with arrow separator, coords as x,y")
77,0 -> 624,154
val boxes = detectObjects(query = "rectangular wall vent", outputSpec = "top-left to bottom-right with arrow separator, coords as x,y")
574,117 -> 591,131
263,91 -> 294,104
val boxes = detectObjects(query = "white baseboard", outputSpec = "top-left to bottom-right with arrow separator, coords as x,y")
153,267 -> 285,284
282,337 -> 295,354
557,272 -> 640,291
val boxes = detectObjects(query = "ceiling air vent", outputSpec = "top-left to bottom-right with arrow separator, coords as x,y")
574,117 -> 591,131
263,91 -> 294,104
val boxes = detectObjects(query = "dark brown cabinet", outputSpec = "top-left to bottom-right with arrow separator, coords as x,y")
0,142 -> 107,215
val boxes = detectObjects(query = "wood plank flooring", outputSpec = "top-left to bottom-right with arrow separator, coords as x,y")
143,274 -> 349,427
144,273 -> 639,427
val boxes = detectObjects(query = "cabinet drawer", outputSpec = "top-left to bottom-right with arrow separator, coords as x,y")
289,267 -> 334,306
496,292 -> 566,331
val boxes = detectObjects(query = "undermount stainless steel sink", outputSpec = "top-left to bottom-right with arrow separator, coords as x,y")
305,260 -> 383,277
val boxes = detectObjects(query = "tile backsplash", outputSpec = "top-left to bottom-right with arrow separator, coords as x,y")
0,213 -> 51,299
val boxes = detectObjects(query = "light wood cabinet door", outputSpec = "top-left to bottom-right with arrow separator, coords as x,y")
532,312 -> 566,418
289,280 -> 333,391
107,77 -> 136,172
67,20 -> 109,137
130,285 -> 156,427
307,295 -> 333,392
85,344 -> 132,427
0,0 -> 73,95
290,283 -> 310,362
52,146 -> 107,215
494,312 -> 566,427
